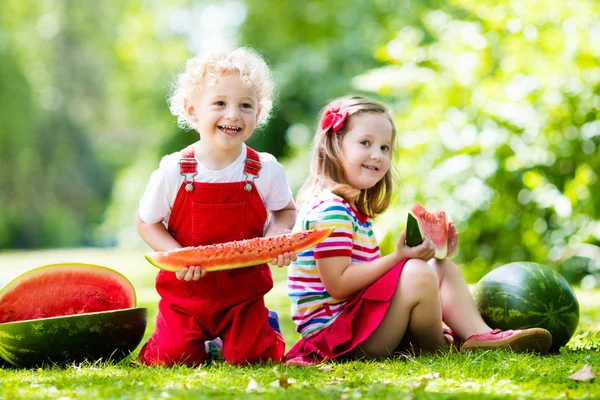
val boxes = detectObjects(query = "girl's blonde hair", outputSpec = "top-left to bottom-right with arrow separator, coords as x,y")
297,95 -> 397,218
168,47 -> 274,130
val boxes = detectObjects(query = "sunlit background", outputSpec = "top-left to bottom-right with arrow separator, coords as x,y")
1,0 -> 599,285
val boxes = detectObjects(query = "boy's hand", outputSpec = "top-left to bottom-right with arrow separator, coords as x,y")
176,266 -> 206,281
265,228 -> 298,267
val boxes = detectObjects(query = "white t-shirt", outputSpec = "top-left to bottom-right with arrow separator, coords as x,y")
139,143 -> 293,224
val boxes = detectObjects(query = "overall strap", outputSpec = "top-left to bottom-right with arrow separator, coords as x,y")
179,145 -> 197,192
243,147 -> 261,192
244,147 -> 261,176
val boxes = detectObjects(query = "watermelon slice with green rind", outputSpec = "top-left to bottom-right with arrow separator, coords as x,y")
146,227 -> 335,272
405,213 -> 424,247
407,204 -> 449,259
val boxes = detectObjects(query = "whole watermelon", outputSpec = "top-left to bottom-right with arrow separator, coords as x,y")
473,262 -> 579,352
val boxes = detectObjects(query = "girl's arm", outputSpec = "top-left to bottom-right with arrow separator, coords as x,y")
136,215 -> 182,252
317,230 -> 436,299
264,199 -> 297,236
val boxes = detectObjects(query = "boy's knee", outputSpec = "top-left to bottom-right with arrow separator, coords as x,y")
224,330 -> 285,365
140,339 -> 206,367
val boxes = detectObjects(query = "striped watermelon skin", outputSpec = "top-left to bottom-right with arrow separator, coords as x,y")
0,307 -> 147,367
473,262 -> 579,352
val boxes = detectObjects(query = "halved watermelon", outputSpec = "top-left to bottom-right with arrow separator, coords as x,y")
0,264 -> 145,367
0,308 -> 147,367
146,227 -> 335,272
408,204 -> 449,259
0,263 -> 136,323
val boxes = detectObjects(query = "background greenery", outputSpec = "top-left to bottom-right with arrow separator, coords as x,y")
1,0 -> 599,285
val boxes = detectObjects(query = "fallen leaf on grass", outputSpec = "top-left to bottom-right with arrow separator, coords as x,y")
568,364 -> 597,382
318,364 -> 335,372
268,374 -> 296,389
246,378 -> 260,392
279,373 -> 291,389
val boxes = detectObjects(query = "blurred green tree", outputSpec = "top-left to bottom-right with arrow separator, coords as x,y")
348,0 -> 600,282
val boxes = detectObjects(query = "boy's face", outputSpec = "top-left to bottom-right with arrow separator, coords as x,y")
185,73 -> 261,152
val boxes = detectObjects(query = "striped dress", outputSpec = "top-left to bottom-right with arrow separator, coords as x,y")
287,189 -> 381,338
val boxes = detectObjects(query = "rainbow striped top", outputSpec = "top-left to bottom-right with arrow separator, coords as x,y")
287,189 -> 381,338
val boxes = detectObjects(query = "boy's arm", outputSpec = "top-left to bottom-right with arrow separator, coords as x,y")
136,214 -> 182,252
264,199 -> 298,267
264,199 -> 297,236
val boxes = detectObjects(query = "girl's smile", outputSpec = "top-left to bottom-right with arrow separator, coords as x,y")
341,113 -> 393,190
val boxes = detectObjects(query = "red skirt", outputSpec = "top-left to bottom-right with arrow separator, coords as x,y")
285,260 -> 408,364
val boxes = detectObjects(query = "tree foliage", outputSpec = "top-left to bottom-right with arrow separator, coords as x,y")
352,0 -> 600,281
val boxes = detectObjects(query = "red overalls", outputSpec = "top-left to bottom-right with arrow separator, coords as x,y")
139,145 -> 285,366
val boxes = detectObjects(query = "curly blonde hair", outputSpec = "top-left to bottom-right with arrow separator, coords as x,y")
297,95 -> 397,218
168,47 -> 274,130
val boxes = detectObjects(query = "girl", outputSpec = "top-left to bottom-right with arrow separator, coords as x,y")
285,95 -> 552,364
137,48 -> 297,366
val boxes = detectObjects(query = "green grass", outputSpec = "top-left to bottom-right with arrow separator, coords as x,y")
0,248 -> 599,399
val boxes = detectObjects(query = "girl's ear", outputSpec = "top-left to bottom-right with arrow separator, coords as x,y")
184,97 -> 197,123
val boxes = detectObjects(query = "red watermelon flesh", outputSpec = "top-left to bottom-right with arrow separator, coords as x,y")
0,263 -> 136,323
411,204 -> 449,259
146,227 -> 335,272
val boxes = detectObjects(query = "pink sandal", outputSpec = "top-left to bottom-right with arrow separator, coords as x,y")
460,328 -> 552,353
443,327 -> 462,349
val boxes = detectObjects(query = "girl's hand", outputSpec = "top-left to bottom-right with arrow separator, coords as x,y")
447,221 -> 458,257
271,251 -> 298,268
393,229 -> 436,262
176,266 -> 206,281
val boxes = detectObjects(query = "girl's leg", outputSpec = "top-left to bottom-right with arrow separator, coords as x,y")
350,259 -> 447,358
428,258 -> 490,340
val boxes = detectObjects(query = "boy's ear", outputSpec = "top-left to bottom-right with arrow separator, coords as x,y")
183,98 -> 197,122
255,106 -> 262,122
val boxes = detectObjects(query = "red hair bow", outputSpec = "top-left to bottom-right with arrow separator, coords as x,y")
321,102 -> 349,134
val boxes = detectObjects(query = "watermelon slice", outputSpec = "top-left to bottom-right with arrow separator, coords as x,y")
405,212 -> 424,247
407,204 -> 449,259
146,227 -> 335,272
0,263 -> 136,323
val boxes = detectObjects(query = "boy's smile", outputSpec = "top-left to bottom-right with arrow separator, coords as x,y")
184,72 -> 261,162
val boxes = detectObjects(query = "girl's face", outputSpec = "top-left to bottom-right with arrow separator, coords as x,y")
185,73 -> 261,153
340,113 -> 393,191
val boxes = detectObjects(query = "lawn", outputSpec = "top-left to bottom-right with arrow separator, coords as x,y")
0,248 -> 598,399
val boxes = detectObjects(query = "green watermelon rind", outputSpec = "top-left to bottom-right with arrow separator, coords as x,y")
473,262 -> 580,352
0,262 -> 137,305
405,212 -> 424,247
0,307 -> 147,368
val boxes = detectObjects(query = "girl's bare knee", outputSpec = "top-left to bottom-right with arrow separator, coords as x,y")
401,259 -> 439,290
